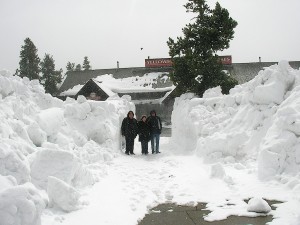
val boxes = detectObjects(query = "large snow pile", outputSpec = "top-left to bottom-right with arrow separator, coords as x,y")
0,70 -> 133,224
171,61 -> 300,179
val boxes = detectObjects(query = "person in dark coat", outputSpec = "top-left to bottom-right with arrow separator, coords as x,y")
138,115 -> 151,155
146,110 -> 162,154
121,111 -> 138,155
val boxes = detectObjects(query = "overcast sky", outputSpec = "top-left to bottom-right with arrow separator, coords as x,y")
1,0 -> 300,73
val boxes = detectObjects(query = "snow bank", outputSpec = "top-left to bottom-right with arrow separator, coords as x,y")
171,61 -> 300,179
0,70 -> 133,222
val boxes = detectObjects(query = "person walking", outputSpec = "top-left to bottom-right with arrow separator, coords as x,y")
147,110 -> 162,154
121,111 -> 138,155
138,115 -> 151,155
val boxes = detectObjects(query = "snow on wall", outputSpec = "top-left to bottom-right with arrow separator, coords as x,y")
171,61 -> 300,179
0,70 -> 133,224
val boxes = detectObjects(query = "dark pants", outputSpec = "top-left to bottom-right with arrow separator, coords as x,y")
141,140 -> 148,154
125,136 -> 135,154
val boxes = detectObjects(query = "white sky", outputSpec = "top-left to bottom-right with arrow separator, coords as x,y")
0,0 -> 300,73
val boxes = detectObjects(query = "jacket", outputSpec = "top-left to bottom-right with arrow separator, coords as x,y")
121,117 -> 138,138
147,115 -> 162,134
138,121 -> 151,142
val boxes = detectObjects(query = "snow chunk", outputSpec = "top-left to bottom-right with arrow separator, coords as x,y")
27,122 -> 47,147
0,183 -> 47,225
64,101 -> 91,120
0,175 -> 17,191
47,176 -> 80,212
203,86 -> 222,98
77,95 -> 87,104
210,163 -> 226,179
37,108 -> 64,136
247,197 -> 271,213
0,75 -> 14,97
30,149 -> 79,189
252,61 -> 295,105
0,142 -> 30,184
0,70 -> 11,77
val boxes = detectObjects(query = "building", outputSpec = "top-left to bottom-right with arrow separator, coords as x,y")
57,58 -> 300,122
58,67 -> 175,122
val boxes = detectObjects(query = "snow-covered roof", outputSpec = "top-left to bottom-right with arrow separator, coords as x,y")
92,79 -> 115,97
60,72 -> 175,99
59,67 -> 173,93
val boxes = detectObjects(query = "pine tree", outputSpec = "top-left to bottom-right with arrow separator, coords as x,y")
167,0 -> 238,96
66,62 -> 75,72
18,38 -> 40,80
82,56 -> 91,71
75,64 -> 82,71
40,54 -> 62,95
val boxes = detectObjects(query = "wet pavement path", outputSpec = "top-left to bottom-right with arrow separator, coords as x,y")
138,201 -> 281,225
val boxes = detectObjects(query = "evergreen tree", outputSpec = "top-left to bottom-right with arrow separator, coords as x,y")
18,37 -> 40,80
82,56 -> 91,71
167,0 -> 238,96
75,64 -> 82,71
66,62 -> 75,72
40,54 -> 62,95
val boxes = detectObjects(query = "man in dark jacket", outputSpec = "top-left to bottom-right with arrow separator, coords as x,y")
121,111 -> 138,155
147,110 -> 162,154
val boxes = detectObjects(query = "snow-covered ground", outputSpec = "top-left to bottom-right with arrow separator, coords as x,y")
1,61 -> 300,225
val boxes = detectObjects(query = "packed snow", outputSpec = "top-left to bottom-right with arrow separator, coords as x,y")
0,60 -> 300,225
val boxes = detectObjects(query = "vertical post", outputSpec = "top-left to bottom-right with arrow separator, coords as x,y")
117,61 -> 119,69
259,57 -> 261,63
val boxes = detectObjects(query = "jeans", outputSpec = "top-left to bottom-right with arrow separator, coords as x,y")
151,133 -> 160,153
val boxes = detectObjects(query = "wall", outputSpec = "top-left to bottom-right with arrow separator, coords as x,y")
227,61 -> 300,84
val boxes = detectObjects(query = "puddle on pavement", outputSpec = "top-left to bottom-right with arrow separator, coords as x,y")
138,200 -> 282,225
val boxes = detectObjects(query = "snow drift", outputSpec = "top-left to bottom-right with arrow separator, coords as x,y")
0,70 -> 133,224
171,61 -> 300,179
